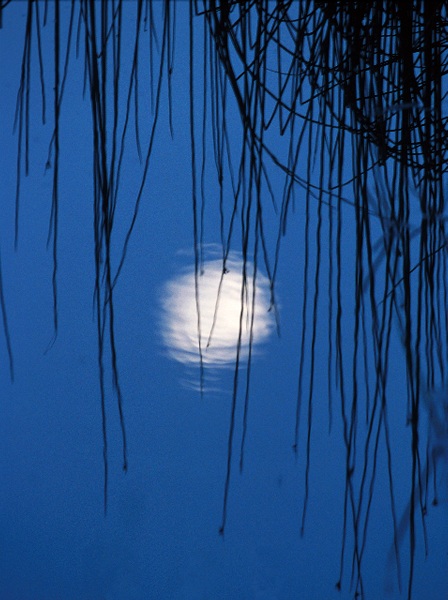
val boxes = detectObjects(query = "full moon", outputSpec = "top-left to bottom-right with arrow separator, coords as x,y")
160,254 -> 274,367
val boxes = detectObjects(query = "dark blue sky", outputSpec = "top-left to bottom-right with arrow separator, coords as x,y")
0,3 -> 447,599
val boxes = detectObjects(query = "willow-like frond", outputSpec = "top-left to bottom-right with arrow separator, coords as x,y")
197,2 -> 448,596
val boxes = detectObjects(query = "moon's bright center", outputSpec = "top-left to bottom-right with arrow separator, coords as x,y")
160,256 -> 274,366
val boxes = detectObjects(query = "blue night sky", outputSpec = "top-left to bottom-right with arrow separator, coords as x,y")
0,3 -> 447,600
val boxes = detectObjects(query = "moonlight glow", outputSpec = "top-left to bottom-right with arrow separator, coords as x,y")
160,255 -> 274,366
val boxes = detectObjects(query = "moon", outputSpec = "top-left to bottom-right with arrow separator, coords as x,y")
160,254 -> 274,367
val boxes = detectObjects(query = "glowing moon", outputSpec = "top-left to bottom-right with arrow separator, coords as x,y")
160,254 -> 274,366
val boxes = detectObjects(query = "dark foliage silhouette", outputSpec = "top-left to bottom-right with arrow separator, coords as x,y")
2,1 -> 447,598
